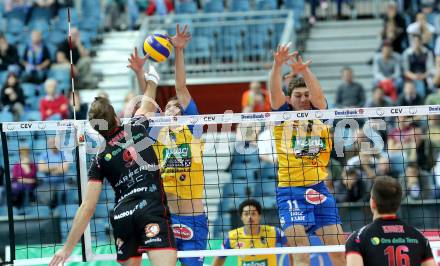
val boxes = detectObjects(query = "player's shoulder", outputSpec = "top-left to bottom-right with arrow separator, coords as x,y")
348,223 -> 375,241
229,227 -> 244,238
260,225 -> 278,234
404,223 -> 429,240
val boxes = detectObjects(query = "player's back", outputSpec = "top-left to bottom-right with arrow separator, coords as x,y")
89,116 -> 161,203
346,216 -> 433,266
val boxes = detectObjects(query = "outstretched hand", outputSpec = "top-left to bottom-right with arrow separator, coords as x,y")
49,248 -> 71,266
171,24 -> 192,49
127,47 -> 148,73
286,53 -> 312,76
273,42 -> 295,66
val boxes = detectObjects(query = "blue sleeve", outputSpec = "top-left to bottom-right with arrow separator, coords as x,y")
223,237 -> 231,249
182,99 -> 203,138
182,99 -> 199,116
276,228 -> 288,246
218,237 -> 231,259
271,102 -> 291,112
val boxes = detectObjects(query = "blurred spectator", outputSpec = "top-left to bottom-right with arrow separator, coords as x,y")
257,124 -> 277,179
365,87 -> 392,107
396,81 -> 424,106
37,136 -> 70,185
407,13 -> 436,48
0,33 -> 20,72
429,55 -> 440,89
104,0 -> 147,31
68,90 -> 88,120
403,34 -> 433,98
427,115 -> 440,155
11,147 -> 37,208
21,30 -> 51,84
382,1 -> 408,53
146,0 -> 175,16
420,0 -> 438,28
119,90 -> 137,118
335,167 -> 367,202
406,126 -> 435,171
401,161 -> 434,200
334,66 -> 365,107
376,156 -> 399,179
241,81 -> 270,113
56,28 -> 97,90
387,115 -> 417,154
40,79 -> 68,120
325,157 -> 343,194
373,41 -> 402,99
426,85 -> 440,105
346,152 -> 377,185
25,0 -> 55,24
4,0 -> 29,13
432,153 -> 440,198
1,72 -> 25,121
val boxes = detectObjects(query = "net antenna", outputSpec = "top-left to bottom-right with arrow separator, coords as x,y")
67,7 -> 77,121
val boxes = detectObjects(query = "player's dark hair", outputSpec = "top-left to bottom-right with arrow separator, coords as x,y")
239,199 -> 262,215
287,77 -> 307,96
371,176 -> 402,214
88,97 -> 118,137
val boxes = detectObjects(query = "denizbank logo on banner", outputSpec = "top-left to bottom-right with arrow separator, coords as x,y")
334,108 -> 364,117
429,106 -> 440,113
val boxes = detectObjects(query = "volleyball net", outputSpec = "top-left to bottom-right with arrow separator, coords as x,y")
1,105 -> 440,265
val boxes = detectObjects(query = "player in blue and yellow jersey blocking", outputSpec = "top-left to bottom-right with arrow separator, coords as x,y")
268,43 -> 346,266
130,24 -> 207,266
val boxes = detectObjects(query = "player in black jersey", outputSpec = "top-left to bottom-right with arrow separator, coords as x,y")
346,176 -> 435,266
49,49 -> 176,266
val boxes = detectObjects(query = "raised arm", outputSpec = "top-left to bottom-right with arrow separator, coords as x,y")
127,47 -> 160,117
49,181 -> 102,266
269,43 -> 291,109
171,24 -> 192,109
287,54 -> 327,109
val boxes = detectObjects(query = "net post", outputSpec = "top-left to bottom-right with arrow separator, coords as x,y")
0,123 -> 16,263
74,122 -> 93,261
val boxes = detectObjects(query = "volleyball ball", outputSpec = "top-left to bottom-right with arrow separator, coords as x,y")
143,34 -> 173,63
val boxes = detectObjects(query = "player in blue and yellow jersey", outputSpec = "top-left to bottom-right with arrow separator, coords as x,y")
268,43 -> 346,266
130,25 -> 207,266
212,199 -> 291,266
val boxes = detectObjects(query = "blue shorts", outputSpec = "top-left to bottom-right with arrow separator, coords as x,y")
171,214 -> 208,266
276,182 -> 341,234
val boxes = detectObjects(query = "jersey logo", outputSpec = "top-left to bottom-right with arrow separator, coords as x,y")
163,144 -> 192,168
236,241 -> 245,248
371,237 -> 380,245
305,189 -> 327,205
292,136 -> 326,158
172,224 -> 194,240
123,146 -> 137,167
145,223 -> 160,238
242,259 -> 269,266
382,225 -> 405,233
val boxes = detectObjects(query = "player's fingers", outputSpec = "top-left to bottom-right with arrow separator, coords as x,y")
134,47 -> 138,57
305,59 -> 312,66
176,24 -> 180,34
183,24 -> 189,34
289,51 -> 298,57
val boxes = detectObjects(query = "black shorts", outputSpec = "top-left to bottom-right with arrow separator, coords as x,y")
110,198 -> 176,262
